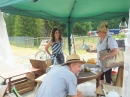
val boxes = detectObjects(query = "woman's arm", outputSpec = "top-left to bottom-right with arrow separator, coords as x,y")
99,48 -> 118,60
86,49 -> 97,53
45,40 -> 52,57
99,36 -> 119,60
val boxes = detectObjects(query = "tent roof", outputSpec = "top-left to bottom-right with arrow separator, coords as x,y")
0,0 -> 129,23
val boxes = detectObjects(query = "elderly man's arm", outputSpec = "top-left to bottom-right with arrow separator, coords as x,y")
70,90 -> 82,97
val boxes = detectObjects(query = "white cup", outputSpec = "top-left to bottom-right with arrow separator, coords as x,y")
80,64 -> 85,72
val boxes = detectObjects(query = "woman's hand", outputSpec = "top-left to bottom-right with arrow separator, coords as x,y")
86,49 -> 90,52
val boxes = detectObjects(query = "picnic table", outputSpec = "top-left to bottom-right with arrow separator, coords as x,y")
78,64 -> 103,87
0,67 -> 42,93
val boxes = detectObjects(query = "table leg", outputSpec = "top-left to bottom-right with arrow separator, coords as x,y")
96,78 -> 99,88
3,79 -> 6,85
8,79 -> 12,93
32,82 -> 41,97
96,78 -> 100,97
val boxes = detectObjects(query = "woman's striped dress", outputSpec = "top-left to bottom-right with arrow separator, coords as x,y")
51,41 -> 64,65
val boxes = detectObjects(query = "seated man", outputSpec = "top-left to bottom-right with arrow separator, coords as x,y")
35,54 -> 85,97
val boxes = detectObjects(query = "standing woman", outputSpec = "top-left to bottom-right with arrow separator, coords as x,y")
87,22 -> 118,85
45,28 -> 64,65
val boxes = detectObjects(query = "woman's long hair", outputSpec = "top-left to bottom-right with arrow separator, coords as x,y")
50,28 -> 62,42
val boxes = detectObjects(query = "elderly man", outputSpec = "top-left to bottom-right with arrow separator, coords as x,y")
35,54 -> 85,97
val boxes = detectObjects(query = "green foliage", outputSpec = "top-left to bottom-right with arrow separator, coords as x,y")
4,14 -> 44,37
108,18 -> 120,29
72,22 -> 92,36
34,18 -> 44,37
113,32 -> 125,39
91,21 -> 101,30
3,13 -> 15,36
3,13 -> 126,38
44,20 -> 66,37
91,18 -> 124,30
13,15 -> 44,37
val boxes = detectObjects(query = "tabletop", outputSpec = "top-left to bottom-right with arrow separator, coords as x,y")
0,68 -> 42,79
35,64 -> 103,85
77,64 -> 103,84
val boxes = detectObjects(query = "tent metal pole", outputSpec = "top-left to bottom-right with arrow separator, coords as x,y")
66,21 -> 73,55
66,22 -> 71,55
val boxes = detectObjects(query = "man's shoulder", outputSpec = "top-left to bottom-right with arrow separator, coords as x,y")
61,66 -> 76,77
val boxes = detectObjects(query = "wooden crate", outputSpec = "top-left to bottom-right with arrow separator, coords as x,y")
11,77 -> 34,94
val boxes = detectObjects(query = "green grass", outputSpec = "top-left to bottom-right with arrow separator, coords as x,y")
113,35 -> 125,39
63,49 -> 90,56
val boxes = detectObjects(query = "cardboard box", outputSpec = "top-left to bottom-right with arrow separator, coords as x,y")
95,84 -> 122,96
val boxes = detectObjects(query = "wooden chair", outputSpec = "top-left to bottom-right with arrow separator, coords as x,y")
114,66 -> 124,87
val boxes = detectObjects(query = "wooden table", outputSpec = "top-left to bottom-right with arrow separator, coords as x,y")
0,68 -> 42,93
33,64 -> 103,97
77,64 -> 103,87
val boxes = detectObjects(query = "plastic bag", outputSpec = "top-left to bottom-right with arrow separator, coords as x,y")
77,81 -> 96,97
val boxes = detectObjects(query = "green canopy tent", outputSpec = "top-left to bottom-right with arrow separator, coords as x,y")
0,0 -> 130,54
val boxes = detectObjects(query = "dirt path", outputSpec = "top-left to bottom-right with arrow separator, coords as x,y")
11,45 -> 38,56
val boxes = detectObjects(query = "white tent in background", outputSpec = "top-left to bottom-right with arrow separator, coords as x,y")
0,10 -> 14,67
122,10 -> 130,97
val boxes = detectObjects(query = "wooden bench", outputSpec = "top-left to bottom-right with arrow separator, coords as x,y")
33,74 -> 46,97
0,68 -> 42,93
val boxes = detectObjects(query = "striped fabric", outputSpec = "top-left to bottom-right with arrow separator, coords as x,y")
51,41 -> 63,61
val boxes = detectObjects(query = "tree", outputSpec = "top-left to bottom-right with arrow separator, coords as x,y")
3,13 -> 15,36
44,20 -> 66,37
72,22 -> 92,36
34,18 -> 44,37
13,15 -> 44,37
91,18 -> 126,30
108,18 -> 121,29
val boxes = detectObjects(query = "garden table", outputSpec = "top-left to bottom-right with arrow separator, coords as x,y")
0,68 -> 42,93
